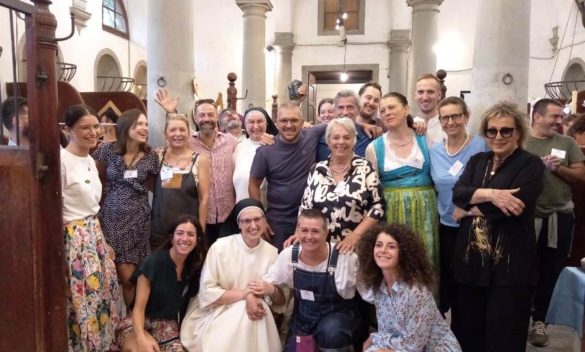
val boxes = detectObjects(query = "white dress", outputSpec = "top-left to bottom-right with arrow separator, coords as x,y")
180,235 -> 281,352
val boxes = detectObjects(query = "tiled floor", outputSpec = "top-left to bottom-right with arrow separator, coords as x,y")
526,325 -> 580,352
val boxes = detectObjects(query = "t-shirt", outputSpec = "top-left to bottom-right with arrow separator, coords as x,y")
525,133 -> 585,216
132,250 -> 199,320
61,148 -> 102,223
263,242 -> 358,299
250,124 -> 326,226
316,123 -> 372,162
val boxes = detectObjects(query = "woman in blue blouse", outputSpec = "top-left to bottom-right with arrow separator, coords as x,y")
429,97 -> 486,322
357,223 -> 461,352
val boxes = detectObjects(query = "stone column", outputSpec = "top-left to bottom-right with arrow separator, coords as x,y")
147,0 -> 194,148
467,0 -> 531,133
406,0 -> 443,111
273,32 -> 295,104
388,29 -> 411,94
236,0 -> 273,109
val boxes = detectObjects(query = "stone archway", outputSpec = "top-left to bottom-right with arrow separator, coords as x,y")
94,48 -> 123,91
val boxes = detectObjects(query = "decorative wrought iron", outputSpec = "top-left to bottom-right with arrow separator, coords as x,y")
544,80 -> 585,100
56,62 -> 76,82
96,75 -> 134,92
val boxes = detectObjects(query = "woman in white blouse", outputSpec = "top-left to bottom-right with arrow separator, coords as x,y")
61,104 -> 121,351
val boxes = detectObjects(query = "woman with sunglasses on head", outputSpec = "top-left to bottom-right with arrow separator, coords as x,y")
61,104 -> 121,351
150,113 -> 211,249
93,109 -> 159,306
118,215 -> 207,352
451,102 -> 544,351
429,97 -> 487,324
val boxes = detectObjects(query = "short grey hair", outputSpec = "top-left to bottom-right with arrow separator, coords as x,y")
334,90 -> 360,110
325,117 -> 357,145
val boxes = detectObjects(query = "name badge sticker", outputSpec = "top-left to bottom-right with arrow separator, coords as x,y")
448,160 -> 464,176
160,167 -> 173,181
300,289 -> 315,301
551,148 -> 566,159
124,170 -> 138,179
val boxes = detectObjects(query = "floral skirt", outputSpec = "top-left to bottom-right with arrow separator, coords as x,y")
64,216 -> 122,352
383,186 -> 439,270
117,315 -> 184,351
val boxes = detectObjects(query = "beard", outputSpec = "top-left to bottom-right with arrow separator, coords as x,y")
198,121 -> 216,136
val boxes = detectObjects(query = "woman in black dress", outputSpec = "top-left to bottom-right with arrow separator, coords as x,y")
451,102 -> 545,352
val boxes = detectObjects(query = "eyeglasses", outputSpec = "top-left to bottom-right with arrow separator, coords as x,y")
439,113 -> 465,124
485,127 -> 515,139
239,215 -> 264,225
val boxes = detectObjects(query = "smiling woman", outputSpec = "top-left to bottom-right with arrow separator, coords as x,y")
61,104 -> 121,351
150,113 -> 211,248
92,109 -> 159,306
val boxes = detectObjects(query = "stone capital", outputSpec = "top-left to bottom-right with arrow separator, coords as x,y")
236,0 -> 273,16
406,0 -> 444,11
274,32 -> 295,51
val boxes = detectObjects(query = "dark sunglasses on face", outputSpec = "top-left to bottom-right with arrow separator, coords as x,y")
485,127 -> 515,139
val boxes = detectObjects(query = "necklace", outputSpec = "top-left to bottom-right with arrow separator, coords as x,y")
390,136 -> 413,147
445,134 -> 470,157
330,158 -> 351,176
125,150 -> 141,168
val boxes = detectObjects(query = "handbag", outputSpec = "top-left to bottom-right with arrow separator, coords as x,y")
295,335 -> 318,352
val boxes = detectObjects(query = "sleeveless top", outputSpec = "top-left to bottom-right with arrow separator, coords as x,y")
373,134 -> 433,188
151,150 -> 200,247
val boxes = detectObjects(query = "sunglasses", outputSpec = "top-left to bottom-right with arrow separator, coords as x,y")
485,127 -> 515,139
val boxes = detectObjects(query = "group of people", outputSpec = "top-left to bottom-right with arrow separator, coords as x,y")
3,71 -> 585,352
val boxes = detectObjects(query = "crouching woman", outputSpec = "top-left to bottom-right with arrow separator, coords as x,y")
118,215 -> 207,352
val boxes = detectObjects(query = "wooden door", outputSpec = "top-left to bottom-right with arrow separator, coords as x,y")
305,72 -> 317,123
0,1 -> 66,351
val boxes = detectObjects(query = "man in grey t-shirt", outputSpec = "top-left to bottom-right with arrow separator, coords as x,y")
249,102 -> 326,250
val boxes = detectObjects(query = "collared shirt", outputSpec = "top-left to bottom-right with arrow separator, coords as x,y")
190,130 -> 238,224
299,155 -> 385,243
361,281 -> 461,352
8,138 -> 16,146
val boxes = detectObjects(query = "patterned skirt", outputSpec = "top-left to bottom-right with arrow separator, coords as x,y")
117,316 -> 184,351
383,186 -> 440,270
64,216 -> 122,352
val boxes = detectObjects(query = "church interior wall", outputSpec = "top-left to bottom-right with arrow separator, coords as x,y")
3,1 -> 585,115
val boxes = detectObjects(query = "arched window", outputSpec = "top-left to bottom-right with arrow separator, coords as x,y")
102,0 -> 129,39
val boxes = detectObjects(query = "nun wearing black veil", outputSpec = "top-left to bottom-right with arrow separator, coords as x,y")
180,199 -> 281,352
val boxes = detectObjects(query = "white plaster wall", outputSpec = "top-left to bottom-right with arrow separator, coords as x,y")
0,0 -> 146,97
528,0 -> 585,101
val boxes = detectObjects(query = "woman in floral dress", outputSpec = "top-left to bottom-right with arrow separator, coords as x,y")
61,104 -> 121,351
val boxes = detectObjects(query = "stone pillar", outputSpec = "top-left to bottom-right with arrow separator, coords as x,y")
147,0 -> 194,148
467,0 -> 531,133
388,29 -> 411,94
273,32 -> 295,105
237,0 -> 273,109
406,0 -> 443,112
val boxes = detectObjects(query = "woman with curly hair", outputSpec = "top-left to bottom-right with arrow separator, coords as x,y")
357,223 -> 461,352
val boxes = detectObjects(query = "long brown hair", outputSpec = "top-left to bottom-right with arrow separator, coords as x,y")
357,223 -> 435,291
114,109 -> 152,155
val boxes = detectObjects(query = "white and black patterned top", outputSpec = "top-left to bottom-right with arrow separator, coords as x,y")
300,155 -> 385,243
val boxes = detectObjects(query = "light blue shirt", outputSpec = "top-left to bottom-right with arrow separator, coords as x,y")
430,136 -> 487,227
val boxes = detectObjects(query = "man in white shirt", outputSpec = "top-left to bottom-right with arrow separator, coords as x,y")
413,74 -> 444,145
1,96 -> 29,146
